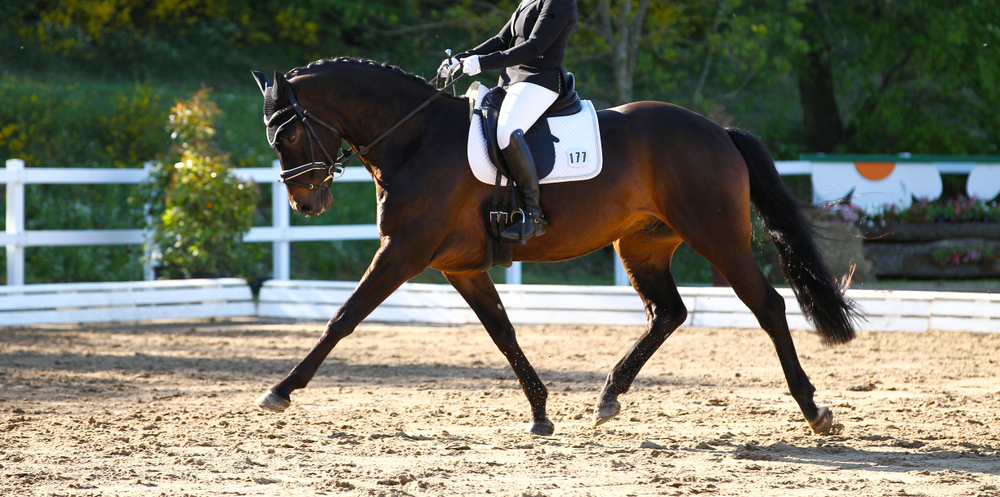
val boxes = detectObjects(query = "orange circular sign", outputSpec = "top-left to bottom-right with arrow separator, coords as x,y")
854,162 -> 896,180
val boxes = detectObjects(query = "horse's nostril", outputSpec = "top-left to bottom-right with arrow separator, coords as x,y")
299,203 -> 313,214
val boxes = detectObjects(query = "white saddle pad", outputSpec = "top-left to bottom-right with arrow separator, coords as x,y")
466,83 -> 603,186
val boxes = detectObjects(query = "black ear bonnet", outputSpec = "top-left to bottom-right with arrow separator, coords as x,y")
263,85 -> 296,148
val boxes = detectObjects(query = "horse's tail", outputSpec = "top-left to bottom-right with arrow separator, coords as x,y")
726,127 -> 859,345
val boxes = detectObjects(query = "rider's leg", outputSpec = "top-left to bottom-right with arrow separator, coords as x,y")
497,82 -> 559,148
497,82 -> 558,243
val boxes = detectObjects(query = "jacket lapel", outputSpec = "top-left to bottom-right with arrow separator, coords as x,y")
517,0 -> 539,13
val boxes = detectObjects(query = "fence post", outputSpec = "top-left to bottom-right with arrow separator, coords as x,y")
614,251 -> 630,286
506,262 -> 522,285
5,159 -> 25,286
141,162 -> 157,281
271,160 -> 291,280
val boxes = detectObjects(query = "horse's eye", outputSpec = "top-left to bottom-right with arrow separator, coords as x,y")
283,129 -> 298,143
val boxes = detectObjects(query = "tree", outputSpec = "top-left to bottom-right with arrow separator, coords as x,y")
791,0 -> 1000,154
584,0 -> 652,105
572,0 -> 805,115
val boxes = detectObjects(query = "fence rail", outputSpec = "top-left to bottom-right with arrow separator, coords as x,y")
3,158 -> 378,286
3,276 -> 995,333
2,157 -> 989,287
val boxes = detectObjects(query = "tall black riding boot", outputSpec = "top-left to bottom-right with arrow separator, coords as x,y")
501,129 -> 547,244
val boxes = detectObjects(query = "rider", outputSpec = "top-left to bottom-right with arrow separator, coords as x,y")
440,0 -> 578,244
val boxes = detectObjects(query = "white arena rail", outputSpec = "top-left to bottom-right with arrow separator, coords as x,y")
2,158 -> 377,286
0,278 -> 254,326
257,280 -> 1000,333
3,157 -> 993,288
3,156 -> 998,330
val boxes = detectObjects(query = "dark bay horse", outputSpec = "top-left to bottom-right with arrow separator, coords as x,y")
250,57 -> 859,436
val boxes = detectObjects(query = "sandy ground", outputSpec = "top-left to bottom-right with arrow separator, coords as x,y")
1,318 -> 998,496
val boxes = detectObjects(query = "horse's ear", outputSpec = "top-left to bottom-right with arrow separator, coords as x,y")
273,71 -> 289,100
251,70 -> 271,96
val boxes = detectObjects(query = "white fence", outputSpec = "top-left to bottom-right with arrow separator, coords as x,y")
0,278 -> 253,326
1,158 -> 379,286
3,155 -> 996,330
3,276 -> 995,332
1,157 -> 989,288
259,280 -> 1000,333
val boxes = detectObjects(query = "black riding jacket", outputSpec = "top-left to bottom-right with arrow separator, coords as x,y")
460,0 -> 577,94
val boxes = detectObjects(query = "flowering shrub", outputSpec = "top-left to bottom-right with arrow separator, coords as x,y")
134,89 -> 259,279
825,196 -> 1000,228
825,203 -> 864,225
931,245 -> 998,268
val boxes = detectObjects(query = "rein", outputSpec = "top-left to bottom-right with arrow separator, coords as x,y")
269,73 -> 466,191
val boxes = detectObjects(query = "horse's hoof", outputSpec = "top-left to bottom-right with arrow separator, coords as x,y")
256,389 -> 290,412
808,406 -> 834,434
594,401 -> 621,426
525,419 -> 555,436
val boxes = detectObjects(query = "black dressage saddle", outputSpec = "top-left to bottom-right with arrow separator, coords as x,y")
477,72 -> 583,180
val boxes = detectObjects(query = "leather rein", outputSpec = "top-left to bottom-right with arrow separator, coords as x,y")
267,72 -> 466,191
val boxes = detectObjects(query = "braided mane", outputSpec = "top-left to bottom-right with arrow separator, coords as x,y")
285,57 -> 465,101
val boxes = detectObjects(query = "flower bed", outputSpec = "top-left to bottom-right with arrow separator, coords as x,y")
826,197 -> 1000,279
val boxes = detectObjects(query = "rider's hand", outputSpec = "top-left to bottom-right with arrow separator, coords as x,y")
461,55 -> 482,76
438,58 -> 461,78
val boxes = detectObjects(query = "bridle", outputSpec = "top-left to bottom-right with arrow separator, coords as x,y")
266,71 -> 466,191
265,87 -> 350,190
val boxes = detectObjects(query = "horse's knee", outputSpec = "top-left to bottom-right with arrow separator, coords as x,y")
651,301 -> 687,331
322,319 -> 355,342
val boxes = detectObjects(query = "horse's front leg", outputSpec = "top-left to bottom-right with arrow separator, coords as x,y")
256,241 -> 425,412
443,270 -> 553,435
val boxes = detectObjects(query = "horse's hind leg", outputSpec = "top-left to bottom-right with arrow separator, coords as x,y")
702,246 -> 834,434
595,233 -> 687,426
444,270 -> 554,435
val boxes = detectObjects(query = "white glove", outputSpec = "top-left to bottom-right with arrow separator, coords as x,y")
437,58 -> 461,78
462,55 -> 482,76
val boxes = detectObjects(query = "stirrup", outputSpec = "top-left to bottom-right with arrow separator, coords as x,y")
501,209 -> 546,245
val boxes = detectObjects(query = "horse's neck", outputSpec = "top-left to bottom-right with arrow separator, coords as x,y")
327,78 -> 463,176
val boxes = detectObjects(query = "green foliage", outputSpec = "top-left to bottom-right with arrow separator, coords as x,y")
3,0 -> 998,287
0,75 -> 167,283
0,0 -> 508,87
135,88 -> 260,278
794,0 -> 1000,155
0,75 -> 165,168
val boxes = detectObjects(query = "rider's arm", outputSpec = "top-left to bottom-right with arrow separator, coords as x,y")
478,0 -> 574,70
459,17 -> 514,59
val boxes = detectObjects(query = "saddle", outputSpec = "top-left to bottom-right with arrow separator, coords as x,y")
477,73 -> 583,180
475,73 -> 585,272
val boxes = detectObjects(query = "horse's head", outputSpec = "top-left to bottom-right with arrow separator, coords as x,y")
252,70 -> 340,216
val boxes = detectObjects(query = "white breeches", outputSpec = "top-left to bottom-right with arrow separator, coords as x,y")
497,82 -> 559,149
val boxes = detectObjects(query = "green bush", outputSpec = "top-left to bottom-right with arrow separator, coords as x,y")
0,75 -> 167,283
135,88 -> 260,279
